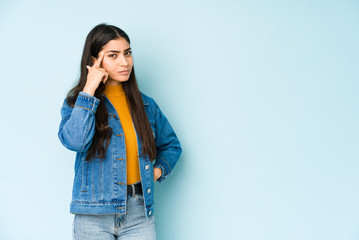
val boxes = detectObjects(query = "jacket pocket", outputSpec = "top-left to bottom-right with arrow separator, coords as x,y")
80,161 -> 89,192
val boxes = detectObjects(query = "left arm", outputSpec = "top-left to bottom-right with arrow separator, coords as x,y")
152,102 -> 182,182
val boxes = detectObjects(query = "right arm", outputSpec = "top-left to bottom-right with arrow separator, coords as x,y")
58,92 -> 100,152
58,50 -> 107,152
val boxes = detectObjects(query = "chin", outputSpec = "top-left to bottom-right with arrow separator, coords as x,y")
119,78 -> 130,82
112,78 -> 130,83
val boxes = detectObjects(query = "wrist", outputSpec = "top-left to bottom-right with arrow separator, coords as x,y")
82,86 -> 96,96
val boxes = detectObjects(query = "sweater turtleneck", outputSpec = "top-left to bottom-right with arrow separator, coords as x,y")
103,83 -> 125,97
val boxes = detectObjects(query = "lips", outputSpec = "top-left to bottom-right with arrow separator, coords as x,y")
118,70 -> 130,74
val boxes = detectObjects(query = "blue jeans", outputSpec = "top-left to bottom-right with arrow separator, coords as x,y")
73,194 -> 156,240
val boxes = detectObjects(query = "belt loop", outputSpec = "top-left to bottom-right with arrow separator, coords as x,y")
131,184 -> 135,197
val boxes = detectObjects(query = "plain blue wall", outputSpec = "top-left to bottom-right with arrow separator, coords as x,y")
1,0 -> 358,239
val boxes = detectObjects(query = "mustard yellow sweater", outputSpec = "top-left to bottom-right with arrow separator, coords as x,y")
103,83 -> 141,185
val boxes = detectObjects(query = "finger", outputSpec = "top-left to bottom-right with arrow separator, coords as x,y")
93,51 -> 104,68
102,73 -> 108,83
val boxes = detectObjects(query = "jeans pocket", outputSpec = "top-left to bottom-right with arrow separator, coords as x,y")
135,194 -> 145,205
72,218 -> 75,240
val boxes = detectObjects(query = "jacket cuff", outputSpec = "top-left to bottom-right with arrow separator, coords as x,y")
75,91 -> 100,113
153,157 -> 171,183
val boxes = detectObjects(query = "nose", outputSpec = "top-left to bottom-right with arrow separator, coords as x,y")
118,54 -> 128,66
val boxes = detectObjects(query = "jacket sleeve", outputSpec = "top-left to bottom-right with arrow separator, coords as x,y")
58,91 -> 100,152
152,101 -> 182,182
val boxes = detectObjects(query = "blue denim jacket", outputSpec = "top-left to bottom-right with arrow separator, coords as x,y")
58,91 -> 182,218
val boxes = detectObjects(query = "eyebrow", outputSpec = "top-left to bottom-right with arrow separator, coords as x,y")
106,48 -> 131,53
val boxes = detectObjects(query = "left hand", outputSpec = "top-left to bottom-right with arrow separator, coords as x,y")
153,167 -> 163,182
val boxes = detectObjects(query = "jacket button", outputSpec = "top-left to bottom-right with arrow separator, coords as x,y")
147,188 -> 151,194
148,210 -> 152,215
145,165 -> 149,170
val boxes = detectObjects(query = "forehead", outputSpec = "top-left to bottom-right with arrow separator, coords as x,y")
102,38 -> 130,50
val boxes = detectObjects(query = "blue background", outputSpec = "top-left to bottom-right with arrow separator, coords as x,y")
1,0 -> 358,239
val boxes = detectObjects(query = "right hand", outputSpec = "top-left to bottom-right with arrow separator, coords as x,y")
83,51 -> 108,96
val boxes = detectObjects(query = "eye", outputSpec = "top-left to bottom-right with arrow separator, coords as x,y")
109,54 -> 117,58
125,51 -> 132,55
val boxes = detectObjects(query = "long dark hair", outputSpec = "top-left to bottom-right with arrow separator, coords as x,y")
66,23 -> 156,161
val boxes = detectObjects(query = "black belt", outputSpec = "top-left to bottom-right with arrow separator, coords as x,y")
127,182 -> 142,196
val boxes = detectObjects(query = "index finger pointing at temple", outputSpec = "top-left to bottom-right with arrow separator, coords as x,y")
93,51 -> 104,68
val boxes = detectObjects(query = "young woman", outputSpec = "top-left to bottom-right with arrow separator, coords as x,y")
58,23 -> 182,240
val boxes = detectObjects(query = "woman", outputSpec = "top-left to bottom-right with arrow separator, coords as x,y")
58,23 -> 182,240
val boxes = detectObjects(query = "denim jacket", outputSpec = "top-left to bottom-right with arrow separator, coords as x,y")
58,91 -> 182,218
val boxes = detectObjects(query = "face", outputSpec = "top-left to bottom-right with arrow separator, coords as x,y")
93,38 -> 133,86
